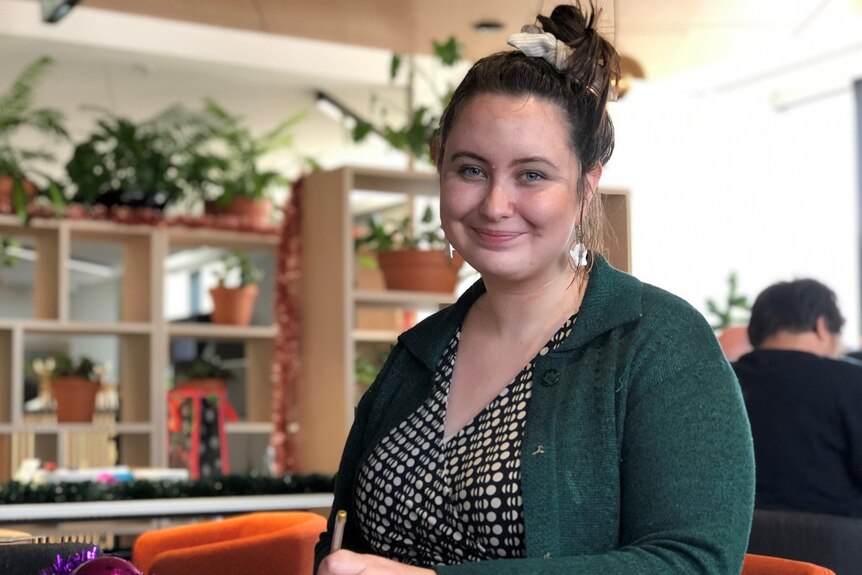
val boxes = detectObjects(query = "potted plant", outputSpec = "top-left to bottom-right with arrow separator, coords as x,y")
196,99 -> 309,227
209,250 -> 265,325
65,105 -> 208,212
354,204 -> 463,293
174,353 -> 233,393
32,353 -> 105,423
0,56 -> 70,220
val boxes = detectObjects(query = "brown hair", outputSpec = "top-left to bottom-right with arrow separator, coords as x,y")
435,2 -> 619,262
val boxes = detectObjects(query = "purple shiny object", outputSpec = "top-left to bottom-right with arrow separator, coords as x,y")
71,556 -> 143,575
42,546 -> 101,575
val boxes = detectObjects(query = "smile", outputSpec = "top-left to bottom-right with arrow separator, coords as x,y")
473,228 -> 523,244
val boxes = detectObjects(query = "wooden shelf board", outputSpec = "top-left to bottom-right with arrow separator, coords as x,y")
167,227 -> 279,249
353,329 -> 400,343
225,421 -> 273,434
0,422 -> 152,433
168,323 -> 277,340
0,320 -> 153,335
354,289 -> 457,308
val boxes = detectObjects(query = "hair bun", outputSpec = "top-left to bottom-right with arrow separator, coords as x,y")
537,2 -> 620,103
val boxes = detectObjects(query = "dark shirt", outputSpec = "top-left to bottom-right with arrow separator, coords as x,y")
733,349 -> 862,516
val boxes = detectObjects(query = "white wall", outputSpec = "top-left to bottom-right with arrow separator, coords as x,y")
604,35 -> 862,347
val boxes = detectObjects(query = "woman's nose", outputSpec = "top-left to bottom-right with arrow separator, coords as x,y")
479,180 -> 514,220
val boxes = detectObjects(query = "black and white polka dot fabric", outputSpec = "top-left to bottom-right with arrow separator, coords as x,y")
354,314 -> 577,566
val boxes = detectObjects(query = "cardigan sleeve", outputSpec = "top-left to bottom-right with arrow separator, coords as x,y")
435,300 -> 756,575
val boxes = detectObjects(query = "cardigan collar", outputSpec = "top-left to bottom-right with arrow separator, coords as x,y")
398,255 -> 644,370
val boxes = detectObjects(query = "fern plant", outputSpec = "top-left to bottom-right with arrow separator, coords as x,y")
66,105 -> 219,210
197,99 -> 310,206
0,56 -> 70,219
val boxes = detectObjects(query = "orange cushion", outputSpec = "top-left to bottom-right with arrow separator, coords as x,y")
742,553 -> 836,575
133,511 -> 326,575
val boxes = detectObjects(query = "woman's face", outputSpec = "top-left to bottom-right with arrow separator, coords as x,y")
439,92 -> 600,287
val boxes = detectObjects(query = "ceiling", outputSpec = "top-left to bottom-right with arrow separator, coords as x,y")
76,0 -> 839,80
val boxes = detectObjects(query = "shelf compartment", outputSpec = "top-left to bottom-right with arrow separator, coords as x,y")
67,231 -> 159,324
22,332 -> 152,425
0,221 -> 66,321
168,335 -> 274,425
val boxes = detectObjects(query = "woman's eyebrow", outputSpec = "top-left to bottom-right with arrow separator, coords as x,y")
511,156 -> 558,169
449,150 -> 488,164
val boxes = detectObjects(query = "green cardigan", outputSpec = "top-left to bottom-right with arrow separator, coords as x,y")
315,257 -> 755,575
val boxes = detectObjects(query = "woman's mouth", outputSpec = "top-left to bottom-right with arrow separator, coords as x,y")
473,228 -> 522,244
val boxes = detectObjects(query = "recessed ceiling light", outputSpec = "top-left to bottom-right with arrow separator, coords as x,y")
473,20 -> 505,34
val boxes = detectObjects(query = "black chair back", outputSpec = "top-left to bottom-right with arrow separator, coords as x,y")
748,508 -> 862,575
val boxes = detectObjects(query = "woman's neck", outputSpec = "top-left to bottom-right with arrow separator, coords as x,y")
473,270 -> 588,341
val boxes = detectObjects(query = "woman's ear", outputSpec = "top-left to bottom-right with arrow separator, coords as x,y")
585,163 -> 603,200
579,163 -> 603,218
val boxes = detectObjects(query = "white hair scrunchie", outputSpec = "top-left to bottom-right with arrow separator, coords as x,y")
507,25 -> 573,72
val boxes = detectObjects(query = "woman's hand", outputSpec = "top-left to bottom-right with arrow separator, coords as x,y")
318,550 -> 435,575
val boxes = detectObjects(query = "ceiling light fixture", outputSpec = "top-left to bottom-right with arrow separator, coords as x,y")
41,0 -> 81,24
315,90 -> 389,146
473,19 -> 505,34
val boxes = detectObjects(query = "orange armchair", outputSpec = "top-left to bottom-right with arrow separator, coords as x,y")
132,511 -> 326,575
742,554 -> 836,575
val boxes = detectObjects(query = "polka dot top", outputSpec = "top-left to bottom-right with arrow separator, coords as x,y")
354,314 -> 577,567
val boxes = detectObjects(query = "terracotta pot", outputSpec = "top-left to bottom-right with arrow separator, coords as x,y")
376,249 -> 464,293
0,176 -> 37,209
205,196 -> 272,228
717,325 -> 752,362
51,377 -> 100,423
175,378 -> 228,393
209,284 -> 259,325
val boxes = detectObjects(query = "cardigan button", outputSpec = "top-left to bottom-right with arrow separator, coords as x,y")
541,369 -> 560,387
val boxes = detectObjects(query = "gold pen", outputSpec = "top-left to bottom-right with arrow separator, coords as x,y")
330,509 -> 347,553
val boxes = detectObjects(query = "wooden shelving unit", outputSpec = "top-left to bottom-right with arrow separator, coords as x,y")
0,214 -> 279,481
298,166 -> 630,474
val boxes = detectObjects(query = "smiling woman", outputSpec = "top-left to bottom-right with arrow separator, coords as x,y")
314,3 -> 755,575
439,94 -> 593,290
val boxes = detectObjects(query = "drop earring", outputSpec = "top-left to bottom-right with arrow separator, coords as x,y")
446,240 -> 456,261
569,227 -> 588,268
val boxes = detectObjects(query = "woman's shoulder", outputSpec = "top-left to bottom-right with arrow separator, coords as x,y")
639,282 -> 713,333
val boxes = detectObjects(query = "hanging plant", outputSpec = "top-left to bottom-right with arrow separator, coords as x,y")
351,36 -> 464,164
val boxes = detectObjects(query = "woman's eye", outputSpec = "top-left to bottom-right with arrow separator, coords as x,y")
460,166 -> 484,178
522,171 -> 544,182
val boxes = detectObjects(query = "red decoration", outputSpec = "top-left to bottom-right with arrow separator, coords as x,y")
0,202 -> 281,235
269,180 -> 303,474
167,386 -> 237,479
